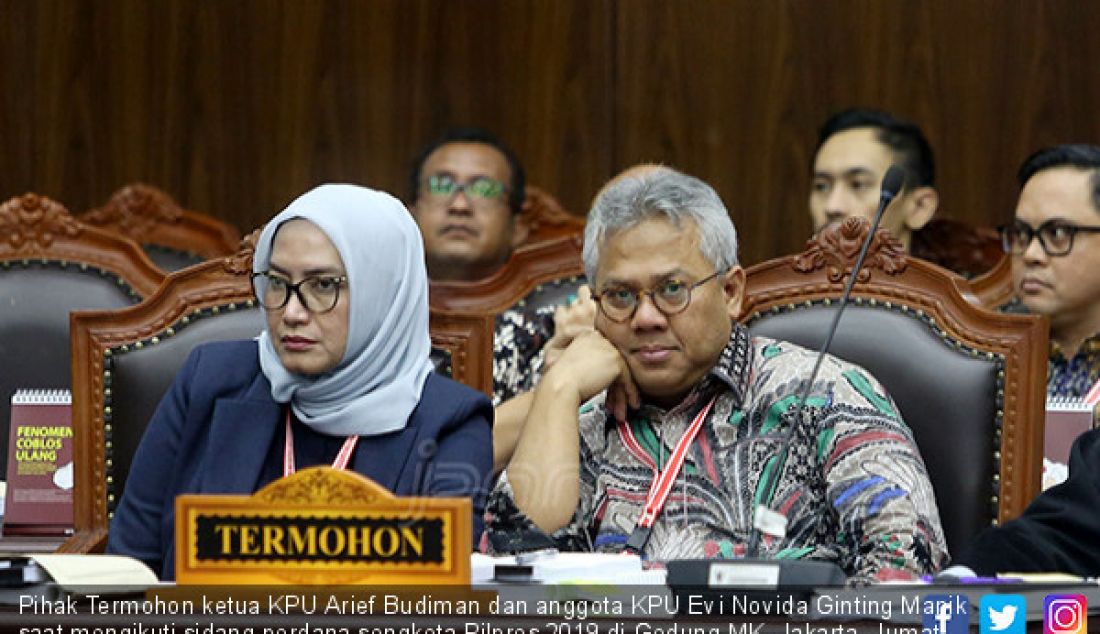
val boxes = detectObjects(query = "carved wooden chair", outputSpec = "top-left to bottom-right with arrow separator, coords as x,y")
739,217 -> 1048,559
0,193 -> 164,480
967,254 -> 1017,310
910,217 -> 1005,280
430,235 -> 586,403
81,183 -> 242,272
63,231 -> 492,552
430,235 -> 585,315
516,185 -> 585,248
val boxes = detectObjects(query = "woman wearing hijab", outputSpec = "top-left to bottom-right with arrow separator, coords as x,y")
107,184 -> 493,580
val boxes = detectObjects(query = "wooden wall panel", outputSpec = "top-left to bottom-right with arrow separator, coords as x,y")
3,0 -> 1100,266
615,0 -> 1100,265
0,0 -> 614,235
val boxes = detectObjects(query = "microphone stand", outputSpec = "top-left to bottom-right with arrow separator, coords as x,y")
745,164 -> 907,559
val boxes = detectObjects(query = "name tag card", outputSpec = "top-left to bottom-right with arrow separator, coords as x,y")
175,466 -> 470,585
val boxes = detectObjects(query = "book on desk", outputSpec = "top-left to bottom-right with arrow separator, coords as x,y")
2,389 -> 74,538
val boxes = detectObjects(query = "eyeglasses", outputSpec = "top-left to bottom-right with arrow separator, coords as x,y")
251,272 -> 348,313
999,220 -> 1100,257
592,270 -> 726,323
422,174 -> 508,205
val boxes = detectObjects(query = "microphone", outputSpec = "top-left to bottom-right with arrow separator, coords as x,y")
748,163 -> 904,554
667,165 -> 906,596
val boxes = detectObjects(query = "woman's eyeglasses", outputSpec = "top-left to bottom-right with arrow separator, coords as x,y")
251,272 -> 347,313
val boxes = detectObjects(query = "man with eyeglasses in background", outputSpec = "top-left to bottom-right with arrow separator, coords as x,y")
999,144 -> 1100,398
484,166 -> 947,583
945,146 -> 1100,578
409,127 -> 529,283
409,128 -> 592,473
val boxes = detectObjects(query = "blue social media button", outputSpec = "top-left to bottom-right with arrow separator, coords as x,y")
981,594 -> 1027,634
924,594 -> 970,634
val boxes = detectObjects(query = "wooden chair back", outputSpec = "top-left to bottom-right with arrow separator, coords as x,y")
739,217 -> 1047,558
517,185 -> 585,248
81,183 -> 241,271
0,193 -> 164,477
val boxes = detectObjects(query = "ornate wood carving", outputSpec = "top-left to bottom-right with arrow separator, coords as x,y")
81,183 -> 242,260
254,466 -> 390,506
224,227 -> 262,275
792,217 -> 908,282
0,193 -> 165,298
0,193 -> 83,250
82,184 -> 184,231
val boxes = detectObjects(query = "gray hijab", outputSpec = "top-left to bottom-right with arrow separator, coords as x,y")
253,184 -> 434,436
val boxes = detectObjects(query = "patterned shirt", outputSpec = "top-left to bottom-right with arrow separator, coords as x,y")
486,324 -> 948,584
492,307 -> 555,405
1048,334 -> 1100,398
1000,300 -> 1100,398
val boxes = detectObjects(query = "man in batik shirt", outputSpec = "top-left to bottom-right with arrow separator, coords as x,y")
999,144 -> 1100,398
487,166 -> 947,584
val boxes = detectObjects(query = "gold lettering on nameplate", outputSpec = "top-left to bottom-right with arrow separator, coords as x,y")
176,467 -> 470,584
198,517 -> 438,562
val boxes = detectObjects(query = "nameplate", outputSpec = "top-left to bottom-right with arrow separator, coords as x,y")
175,466 -> 470,584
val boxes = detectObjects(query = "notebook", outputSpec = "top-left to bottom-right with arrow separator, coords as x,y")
2,389 -> 74,536
1043,394 -> 1099,490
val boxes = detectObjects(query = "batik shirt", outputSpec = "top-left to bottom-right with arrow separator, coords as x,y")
492,307 -> 555,405
1000,301 -> 1100,398
486,324 -> 948,584
1048,333 -> 1100,398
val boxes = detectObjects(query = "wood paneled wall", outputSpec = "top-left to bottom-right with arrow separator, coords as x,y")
3,0 -> 1099,265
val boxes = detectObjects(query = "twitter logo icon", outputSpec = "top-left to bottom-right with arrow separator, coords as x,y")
981,595 -> 1027,634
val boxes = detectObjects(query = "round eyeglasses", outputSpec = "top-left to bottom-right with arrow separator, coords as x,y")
421,174 -> 508,205
999,220 -> 1100,257
251,272 -> 347,313
592,270 -> 726,323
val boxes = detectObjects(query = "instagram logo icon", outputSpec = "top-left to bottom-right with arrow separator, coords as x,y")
1045,595 -> 1087,634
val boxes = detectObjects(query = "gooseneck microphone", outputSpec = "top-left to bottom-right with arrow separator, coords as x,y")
745,163 -> 906,561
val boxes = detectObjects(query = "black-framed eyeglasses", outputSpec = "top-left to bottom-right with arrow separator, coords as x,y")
592,270 -> 726,323
251,272 -> 348,313
422,174 -> 508,204
999,219 -> 1100,257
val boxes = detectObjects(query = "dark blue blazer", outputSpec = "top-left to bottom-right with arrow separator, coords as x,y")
106,340 -> 493,580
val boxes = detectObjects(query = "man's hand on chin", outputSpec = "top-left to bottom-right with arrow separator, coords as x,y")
545,330 -> 640,421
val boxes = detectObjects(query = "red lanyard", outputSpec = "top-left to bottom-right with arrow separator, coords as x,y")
283,410 -> 360,477
617,395 -> 717,553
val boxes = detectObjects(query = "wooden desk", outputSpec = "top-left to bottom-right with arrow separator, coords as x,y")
0,536 -> 64,555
